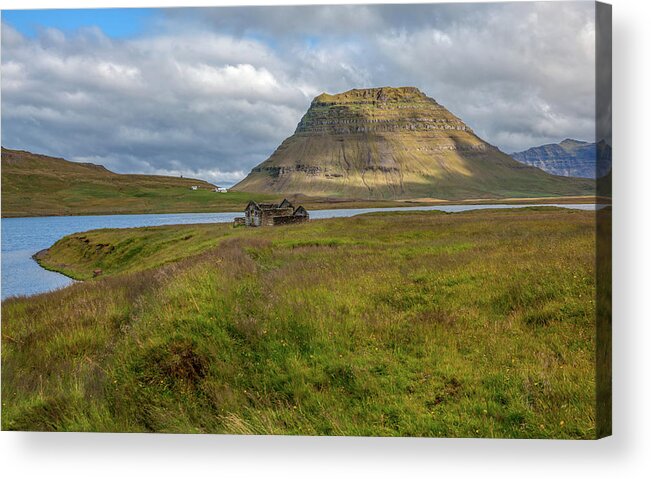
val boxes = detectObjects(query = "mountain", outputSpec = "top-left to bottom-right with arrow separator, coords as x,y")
232,87 -> 594,199
510,139 -> 611,179
0,147 -> 268,217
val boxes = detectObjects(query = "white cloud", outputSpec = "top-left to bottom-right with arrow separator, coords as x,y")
1,2 -> 597,185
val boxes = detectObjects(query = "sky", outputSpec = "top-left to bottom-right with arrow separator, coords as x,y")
1,2 -> 597,186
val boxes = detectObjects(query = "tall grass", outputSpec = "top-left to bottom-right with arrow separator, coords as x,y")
2,208 -> 602,437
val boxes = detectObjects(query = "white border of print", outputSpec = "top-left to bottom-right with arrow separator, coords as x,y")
0,0 -> 649,478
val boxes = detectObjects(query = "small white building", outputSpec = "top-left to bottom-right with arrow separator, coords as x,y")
191,186 -> 198,191
214,187 -> 228,193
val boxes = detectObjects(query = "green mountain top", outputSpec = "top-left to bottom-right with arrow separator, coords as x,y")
313,86 -> 428,104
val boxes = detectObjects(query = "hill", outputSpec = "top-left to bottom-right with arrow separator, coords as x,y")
0,147 -> 273,217
510,139 -> 612,179
231,87 -> 595,199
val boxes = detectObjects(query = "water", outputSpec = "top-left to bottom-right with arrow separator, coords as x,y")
1,204 -> 601,300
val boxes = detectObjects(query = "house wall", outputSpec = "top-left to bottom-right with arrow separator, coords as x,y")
272,215 -> 309,225
245,207 -> 262,227
260,211 -> 276,226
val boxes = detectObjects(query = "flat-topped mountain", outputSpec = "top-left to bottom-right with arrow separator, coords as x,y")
232,87 -> 594,199
511,139 -> 612,179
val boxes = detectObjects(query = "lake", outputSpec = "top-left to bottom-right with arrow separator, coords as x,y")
1,204 -> 601,300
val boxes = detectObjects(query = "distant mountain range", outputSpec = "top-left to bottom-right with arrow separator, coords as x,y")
232,87 -> 594,200
510,139 -> 611,179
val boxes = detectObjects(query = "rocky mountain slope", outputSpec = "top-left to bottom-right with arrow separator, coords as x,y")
511,139 -> 611,179
232,87 -> 594,199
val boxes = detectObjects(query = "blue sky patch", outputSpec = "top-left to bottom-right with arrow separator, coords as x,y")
2,8 -> 155,38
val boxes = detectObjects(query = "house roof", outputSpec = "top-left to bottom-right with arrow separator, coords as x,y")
293,206 -> 308,216
246,200 -> 261,211
258,203 -> 280,209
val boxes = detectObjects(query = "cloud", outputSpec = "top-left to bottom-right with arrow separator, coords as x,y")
1,2 -> 597,186
1,21 -> 309,185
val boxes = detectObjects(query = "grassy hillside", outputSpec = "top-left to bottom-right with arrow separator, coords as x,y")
1,147 -> 275,217
3,208 -> 603,437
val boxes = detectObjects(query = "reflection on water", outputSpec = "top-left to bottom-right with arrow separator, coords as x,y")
1,204 -> 601,300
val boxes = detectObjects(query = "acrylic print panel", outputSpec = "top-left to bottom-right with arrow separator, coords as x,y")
0,1 -> 611,438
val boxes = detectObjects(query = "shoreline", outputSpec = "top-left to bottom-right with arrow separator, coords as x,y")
29,204 -> 604,287
2,203 -> 609,301
2,195 -> 609,219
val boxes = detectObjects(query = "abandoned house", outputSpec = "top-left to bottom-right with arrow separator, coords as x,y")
235,199 -> 309,227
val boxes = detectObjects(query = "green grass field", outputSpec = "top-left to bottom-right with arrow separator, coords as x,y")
2,207 -> 606,437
